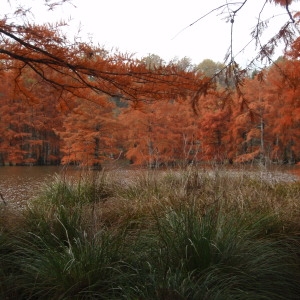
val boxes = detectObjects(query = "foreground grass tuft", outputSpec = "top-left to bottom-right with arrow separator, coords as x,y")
0,168 -> 299,299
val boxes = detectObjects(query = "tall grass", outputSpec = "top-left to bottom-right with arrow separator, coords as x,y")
9,228 -> 131,299
0,168 -> 299,299
137,207 -> 299,299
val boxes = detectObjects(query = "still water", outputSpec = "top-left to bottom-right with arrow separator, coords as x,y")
0,166 -> 65,207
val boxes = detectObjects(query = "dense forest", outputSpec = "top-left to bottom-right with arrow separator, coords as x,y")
0,0 -> 299,168
0,52 -> 299,167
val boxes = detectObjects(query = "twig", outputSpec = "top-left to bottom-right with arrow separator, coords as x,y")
0,192 -> 7,205
285,0 -> 295,23
171,2 -> 245,40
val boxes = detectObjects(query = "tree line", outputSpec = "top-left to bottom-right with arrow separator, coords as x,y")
0,52 -> 299,167
1,0 -> 299,167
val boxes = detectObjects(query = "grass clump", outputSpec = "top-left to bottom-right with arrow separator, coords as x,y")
9,228 -> 130,299
37,171 -> 114,207
140,207 -> 299,299
0,168 -> 299,299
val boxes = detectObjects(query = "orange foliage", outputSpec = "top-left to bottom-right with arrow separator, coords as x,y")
0,0 -> 300,166
0,69 -> 62,165
119,98 -> 201,167
57,96 -> 120,167
271,0 -> 293,5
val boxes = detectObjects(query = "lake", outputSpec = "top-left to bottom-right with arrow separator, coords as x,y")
0,165 -> 299,208
0,166 -> 63,207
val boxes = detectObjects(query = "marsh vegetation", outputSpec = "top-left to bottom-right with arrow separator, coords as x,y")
0,168 -> 299,299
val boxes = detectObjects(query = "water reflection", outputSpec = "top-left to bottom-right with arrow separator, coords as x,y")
0,166 -> 62,206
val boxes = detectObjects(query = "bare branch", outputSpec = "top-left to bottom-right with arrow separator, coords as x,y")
285,0 -> 295,22
172,2 -> 244,40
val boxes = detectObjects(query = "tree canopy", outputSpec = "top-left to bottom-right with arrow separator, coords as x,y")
1,0 -> 299,104
0,0 -> 299,166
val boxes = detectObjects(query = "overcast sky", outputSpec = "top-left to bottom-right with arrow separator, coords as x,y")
4,0 -> 299,66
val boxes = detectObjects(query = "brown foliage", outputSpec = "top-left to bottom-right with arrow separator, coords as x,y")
0,0 -> 299,166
